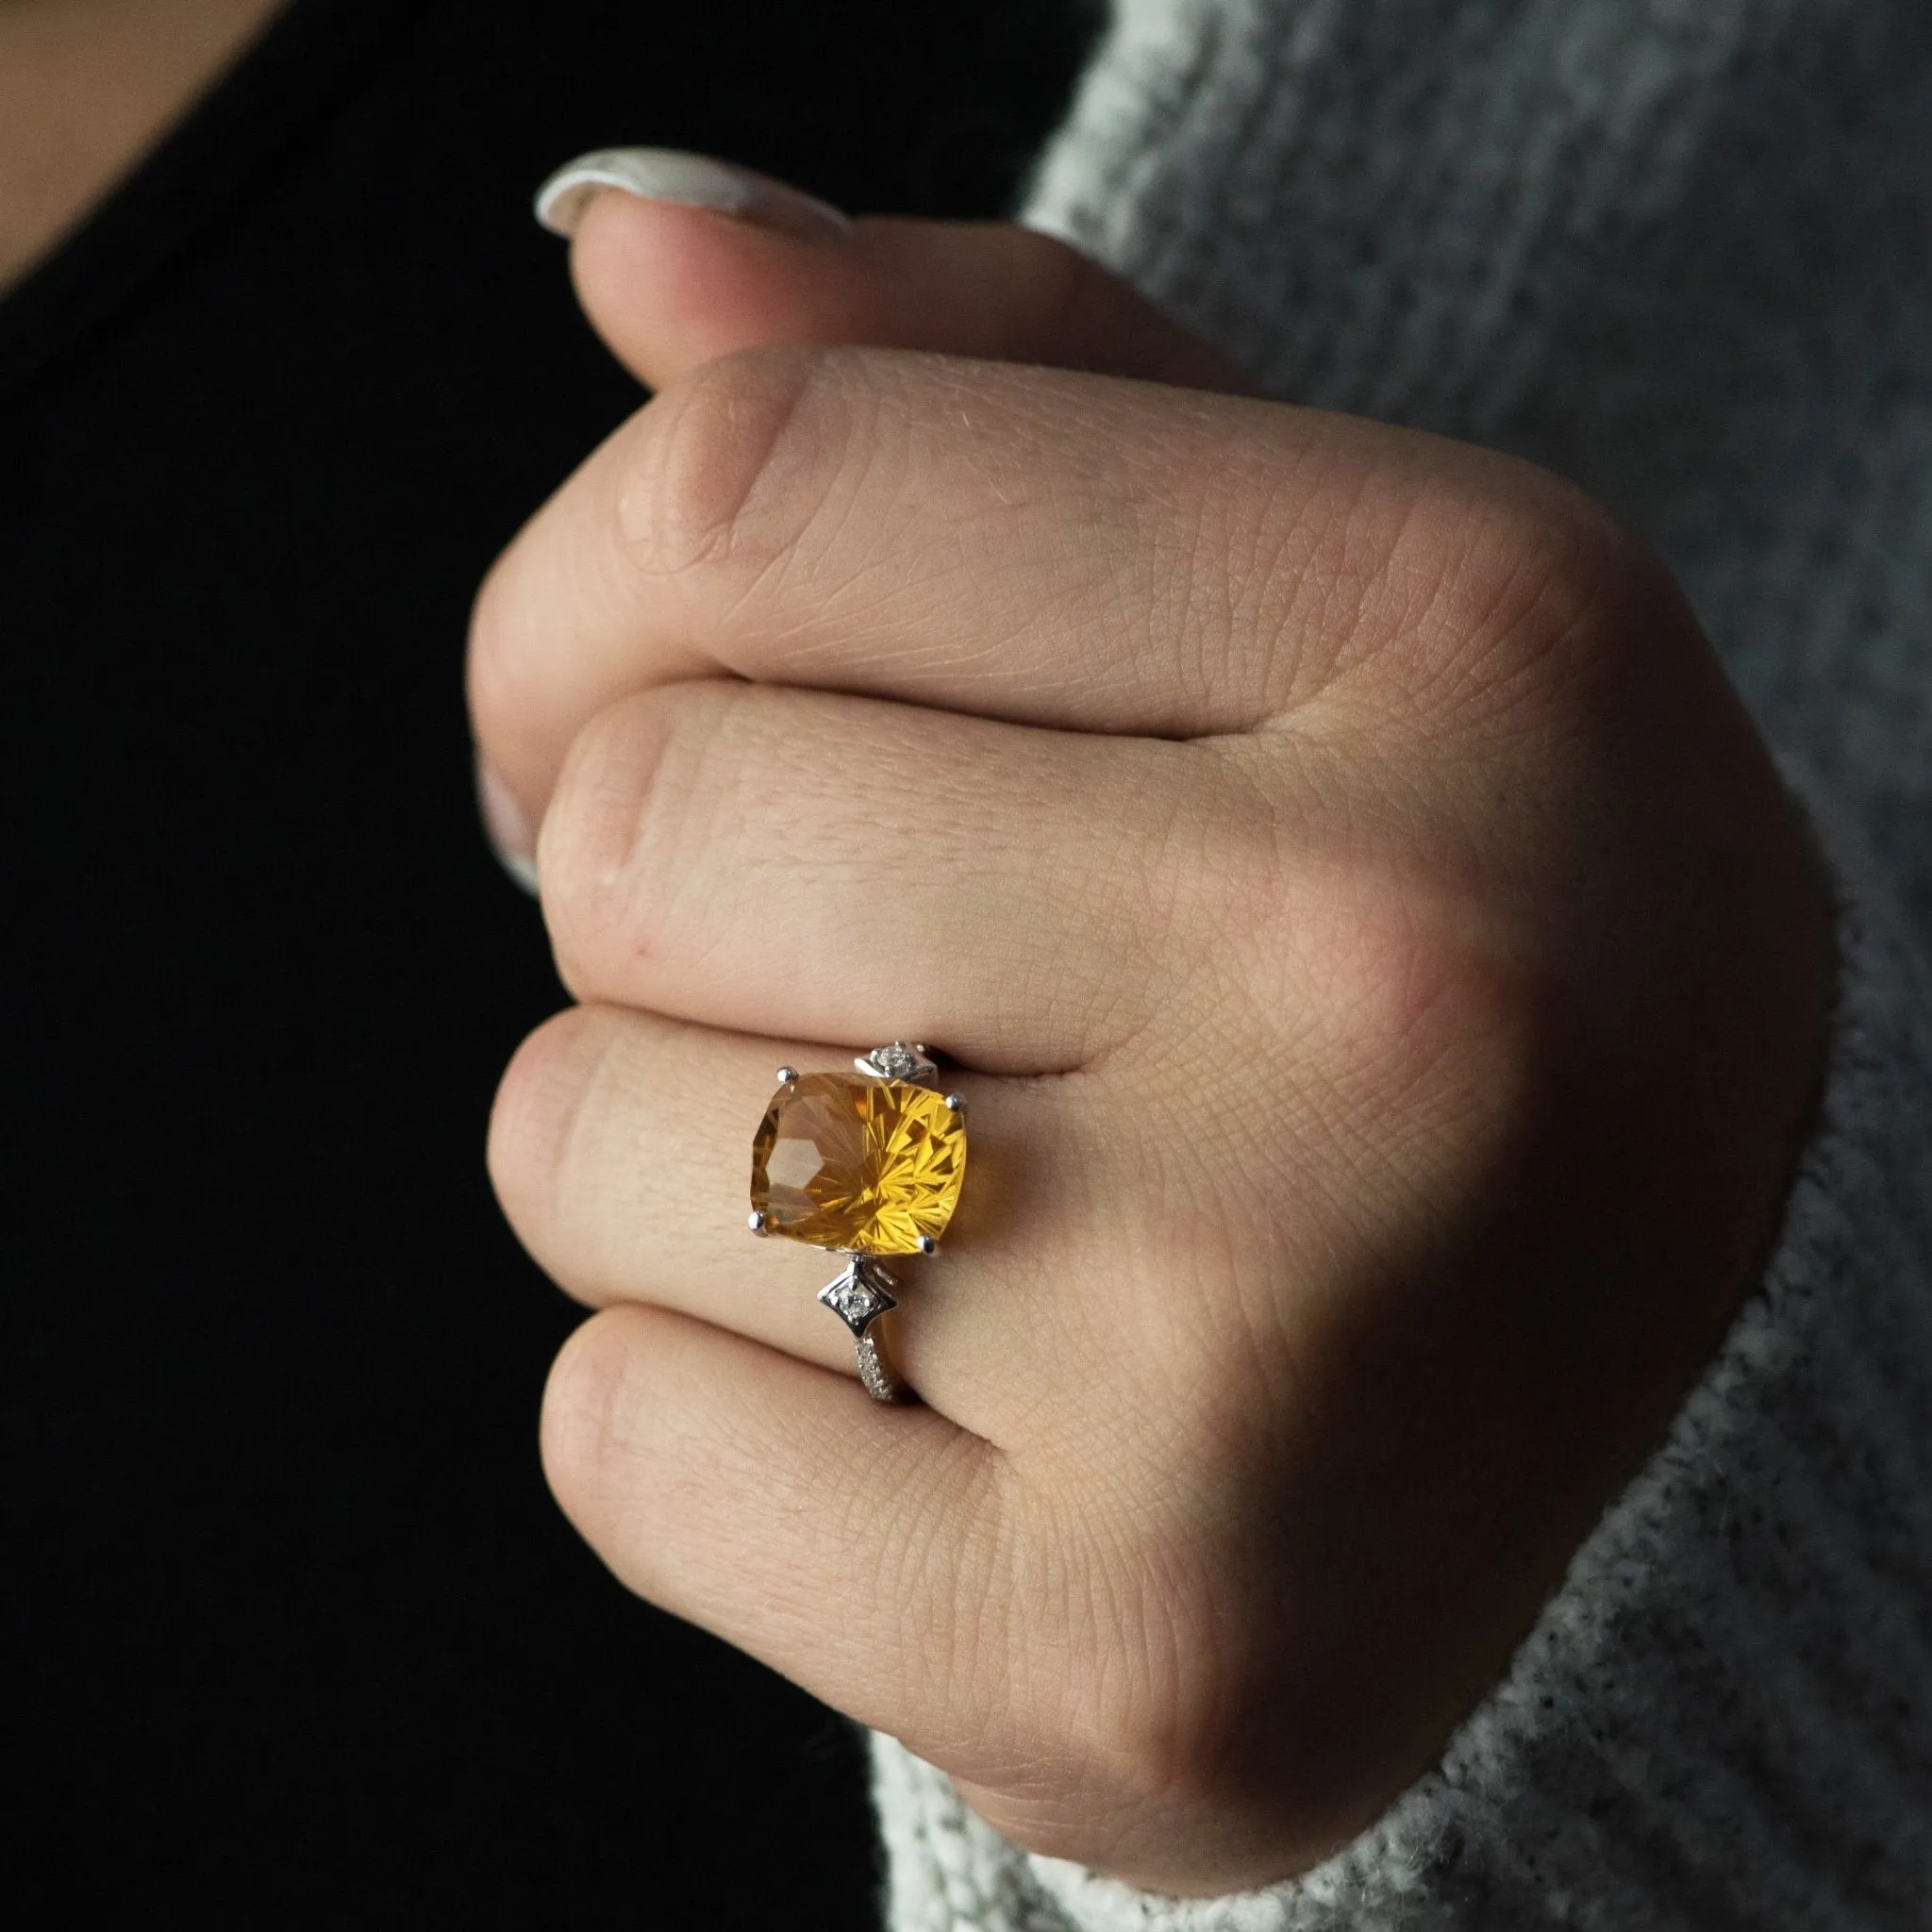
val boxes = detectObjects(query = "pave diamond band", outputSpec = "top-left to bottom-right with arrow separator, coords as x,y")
818,1257 -> 907,1403
747,1042 -> 967,1403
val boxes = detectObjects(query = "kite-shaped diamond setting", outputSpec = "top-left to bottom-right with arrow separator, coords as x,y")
817,1257 -> 899,1338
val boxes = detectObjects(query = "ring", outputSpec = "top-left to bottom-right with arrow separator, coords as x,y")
747,1042 -> 968,1402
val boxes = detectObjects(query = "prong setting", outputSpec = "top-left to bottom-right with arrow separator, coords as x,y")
751,1042 -> 967,1399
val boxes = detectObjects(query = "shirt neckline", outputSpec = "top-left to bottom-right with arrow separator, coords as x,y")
0,0 -> 424,408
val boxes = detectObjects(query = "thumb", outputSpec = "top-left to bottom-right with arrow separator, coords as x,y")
534,147 -> 1257,394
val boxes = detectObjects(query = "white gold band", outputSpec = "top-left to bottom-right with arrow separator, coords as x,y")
819,1253 -> 910,1403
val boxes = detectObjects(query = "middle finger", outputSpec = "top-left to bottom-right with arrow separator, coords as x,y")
539,677 -> 1242,1074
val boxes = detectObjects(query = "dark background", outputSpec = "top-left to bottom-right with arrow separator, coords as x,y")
0,1 -> 1091,1921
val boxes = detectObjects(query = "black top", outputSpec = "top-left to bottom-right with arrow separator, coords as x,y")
0,3 -> 1086,1919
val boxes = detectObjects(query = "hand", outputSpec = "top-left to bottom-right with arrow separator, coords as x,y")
473,166 -> 1832,1891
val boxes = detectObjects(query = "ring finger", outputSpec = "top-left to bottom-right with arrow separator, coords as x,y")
487,1001 -> 1122,1440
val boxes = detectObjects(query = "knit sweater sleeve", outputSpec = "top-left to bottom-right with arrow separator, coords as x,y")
868,791 -> 1932,1927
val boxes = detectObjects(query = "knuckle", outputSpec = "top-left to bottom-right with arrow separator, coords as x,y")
1381,460 -> 1656,712
996,1512 -> 1314,1869
466,520 -> 574,773
614,341 -> 856,589
1305,867 -> 1541,1159
995,1461 -> 1442,1876
486,1006 -> 605,1252
539,683 -> 742,994
539,1309 -> 644,1520
1084,1608 -> 1234,1813
463,549 -> 516,741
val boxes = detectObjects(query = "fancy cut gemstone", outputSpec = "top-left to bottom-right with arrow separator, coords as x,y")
750,1073 -> 966,1255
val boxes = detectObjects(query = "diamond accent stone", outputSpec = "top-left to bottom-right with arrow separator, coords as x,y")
817,1257 -> 898,1337
855,1335 -> 904,1402
853,1041 -> 939,1085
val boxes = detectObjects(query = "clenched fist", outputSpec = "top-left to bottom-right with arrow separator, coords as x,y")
473,159 -> 1830,1892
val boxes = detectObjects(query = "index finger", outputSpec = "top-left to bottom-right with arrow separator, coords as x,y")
468,346 -> 1524,819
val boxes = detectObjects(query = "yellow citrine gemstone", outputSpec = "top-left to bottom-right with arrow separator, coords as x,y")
750,1073 -> 966,1255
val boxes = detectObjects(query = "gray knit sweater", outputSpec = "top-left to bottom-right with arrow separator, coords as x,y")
869,2 -> 1932,1925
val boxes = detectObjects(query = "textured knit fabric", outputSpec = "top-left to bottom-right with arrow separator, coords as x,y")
872,2 -> 1932,1924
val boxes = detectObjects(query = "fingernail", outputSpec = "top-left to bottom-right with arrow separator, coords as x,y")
477,757 -> 540,896
533,147 -> 851,242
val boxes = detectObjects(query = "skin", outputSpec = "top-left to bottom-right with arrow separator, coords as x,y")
4,11 -> 1833,1899
475,187 -> 1833,1892
0,0 -> 286,293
